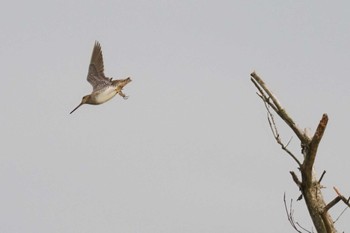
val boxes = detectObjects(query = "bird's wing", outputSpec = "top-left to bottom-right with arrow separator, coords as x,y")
87,41 -> 111,91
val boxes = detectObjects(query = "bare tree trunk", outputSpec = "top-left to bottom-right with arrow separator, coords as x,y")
250,72 -> 349,233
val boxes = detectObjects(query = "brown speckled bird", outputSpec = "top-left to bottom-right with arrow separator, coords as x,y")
70,41 -> 131,114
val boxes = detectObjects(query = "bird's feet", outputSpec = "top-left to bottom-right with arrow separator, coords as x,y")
119,91 -> 129,100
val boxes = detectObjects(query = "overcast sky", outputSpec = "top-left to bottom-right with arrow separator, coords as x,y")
1,1 -> 350,232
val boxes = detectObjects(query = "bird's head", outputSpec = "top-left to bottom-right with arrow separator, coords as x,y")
81,95 -> 91,104
70,95 -> 90,114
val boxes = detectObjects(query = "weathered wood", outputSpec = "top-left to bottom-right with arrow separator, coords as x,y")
251,72 -> 338,233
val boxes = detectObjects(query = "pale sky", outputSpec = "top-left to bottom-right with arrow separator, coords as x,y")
1,1 -> 350,232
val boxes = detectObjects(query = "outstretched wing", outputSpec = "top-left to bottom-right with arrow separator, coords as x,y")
87,41 -> 111,91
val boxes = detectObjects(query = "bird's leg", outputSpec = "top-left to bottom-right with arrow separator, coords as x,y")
119,91 -> 129,100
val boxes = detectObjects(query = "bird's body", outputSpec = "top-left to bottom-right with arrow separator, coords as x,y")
90,86 -> 118,105
70,41 -> 131,114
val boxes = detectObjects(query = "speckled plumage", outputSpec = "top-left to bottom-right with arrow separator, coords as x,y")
70,41 -> 131,114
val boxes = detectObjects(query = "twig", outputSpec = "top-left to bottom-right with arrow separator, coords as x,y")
264,102 -> 302,166
290,171 -> 302,188
284,193 -> 302,233
289,171 -> 303,201
318,170 -> 326,184
284,193 -> 312,233
251,78 -> 278,112
286,137 -> 293,148
251,73 -> 282,110
296,222 -> 313,233
333,206 -> 349,224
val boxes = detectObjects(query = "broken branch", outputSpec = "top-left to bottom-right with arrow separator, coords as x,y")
303,114 -> 328,183
333,187 -> 350,208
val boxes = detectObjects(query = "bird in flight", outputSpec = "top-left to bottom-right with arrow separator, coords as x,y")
70,41 -> 131,114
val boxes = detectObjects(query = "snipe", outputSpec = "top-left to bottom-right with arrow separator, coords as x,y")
70,41 -> 131,114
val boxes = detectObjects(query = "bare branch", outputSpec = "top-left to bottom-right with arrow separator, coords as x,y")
251,72 -> 310,144
251,72 -> 282,110
251,78 -> 278,112
334,206 -> 349,224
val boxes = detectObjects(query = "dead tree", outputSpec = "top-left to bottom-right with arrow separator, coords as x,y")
250,72 -> 350,233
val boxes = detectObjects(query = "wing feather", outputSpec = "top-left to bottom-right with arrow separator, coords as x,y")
87,41 -> 111,91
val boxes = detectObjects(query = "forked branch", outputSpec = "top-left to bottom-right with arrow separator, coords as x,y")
250,72 -> 342,233
251,71 -> 310,145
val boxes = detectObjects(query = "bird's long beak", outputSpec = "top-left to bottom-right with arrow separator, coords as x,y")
70,102 -> 83,114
